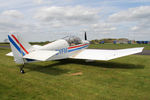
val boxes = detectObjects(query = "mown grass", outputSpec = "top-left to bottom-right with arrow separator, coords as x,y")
0,45 -> 150,100
89,44 -> 150,50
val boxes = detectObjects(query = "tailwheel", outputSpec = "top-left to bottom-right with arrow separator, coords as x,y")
20,64 -> 25,74
20,70 -> 25,74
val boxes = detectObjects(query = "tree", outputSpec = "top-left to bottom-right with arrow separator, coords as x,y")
4,38 -> 8,43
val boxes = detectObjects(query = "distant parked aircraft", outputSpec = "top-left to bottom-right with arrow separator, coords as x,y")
6,33 -> 144,73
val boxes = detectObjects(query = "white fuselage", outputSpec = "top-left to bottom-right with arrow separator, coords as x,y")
32,39 -> 89,61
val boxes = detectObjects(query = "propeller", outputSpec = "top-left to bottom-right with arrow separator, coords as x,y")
84,32 -> 87,40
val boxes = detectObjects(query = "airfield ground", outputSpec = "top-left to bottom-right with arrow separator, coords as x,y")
0,44 -> 150,100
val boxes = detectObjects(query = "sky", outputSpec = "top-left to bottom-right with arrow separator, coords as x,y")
0,0 -> 150,42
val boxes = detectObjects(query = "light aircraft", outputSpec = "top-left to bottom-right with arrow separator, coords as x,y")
6,33 -> 144,73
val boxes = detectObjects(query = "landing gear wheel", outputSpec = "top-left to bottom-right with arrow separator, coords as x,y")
20,70 -> 25,74
20,64 -> 25,74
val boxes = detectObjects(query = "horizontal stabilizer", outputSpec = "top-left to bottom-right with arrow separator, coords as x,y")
70,47 -> 144,61
23,50 -> 58,61
6,52 -> 13,56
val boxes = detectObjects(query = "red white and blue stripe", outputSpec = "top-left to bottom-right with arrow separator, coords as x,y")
68,43 -> 89,52
8,34 -> 29,56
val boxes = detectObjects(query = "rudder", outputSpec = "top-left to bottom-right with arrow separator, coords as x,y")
8,34 -> 32,64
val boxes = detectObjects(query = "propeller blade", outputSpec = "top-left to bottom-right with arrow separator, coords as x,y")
85,32 -> 87,40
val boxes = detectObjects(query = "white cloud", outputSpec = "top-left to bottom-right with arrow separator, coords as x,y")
0,9 -> 36,41
0,0 -> 150,41
34,6 -> 100,27
33,6 -> 117,38
33,0 -> 44,4
131,26 -> 138,31
1,10 -> 24,19
109,6 -> 150,22
91,23 -> 116,32
106,6 -> 150,40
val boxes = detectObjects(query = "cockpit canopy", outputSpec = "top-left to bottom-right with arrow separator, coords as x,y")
63,36 -> 82,46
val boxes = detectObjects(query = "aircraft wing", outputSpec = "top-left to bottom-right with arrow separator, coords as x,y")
23,50 -> 58,61
70,47 -> 144,61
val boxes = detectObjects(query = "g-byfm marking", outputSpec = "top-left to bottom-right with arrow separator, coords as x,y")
56,48 -> 68,55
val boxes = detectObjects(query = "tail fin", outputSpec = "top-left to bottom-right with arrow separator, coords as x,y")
8,34 -> 32,64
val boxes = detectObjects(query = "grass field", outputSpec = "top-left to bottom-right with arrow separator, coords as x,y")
89,44 -> 150,50
0,44 -> 150,100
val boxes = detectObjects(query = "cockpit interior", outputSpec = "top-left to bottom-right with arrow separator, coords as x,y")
63,36 -> 82,46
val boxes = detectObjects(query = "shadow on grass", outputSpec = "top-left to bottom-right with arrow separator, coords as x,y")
21,59 -> 144,75
64,59 -> 145,69
20,61 -> 71,75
